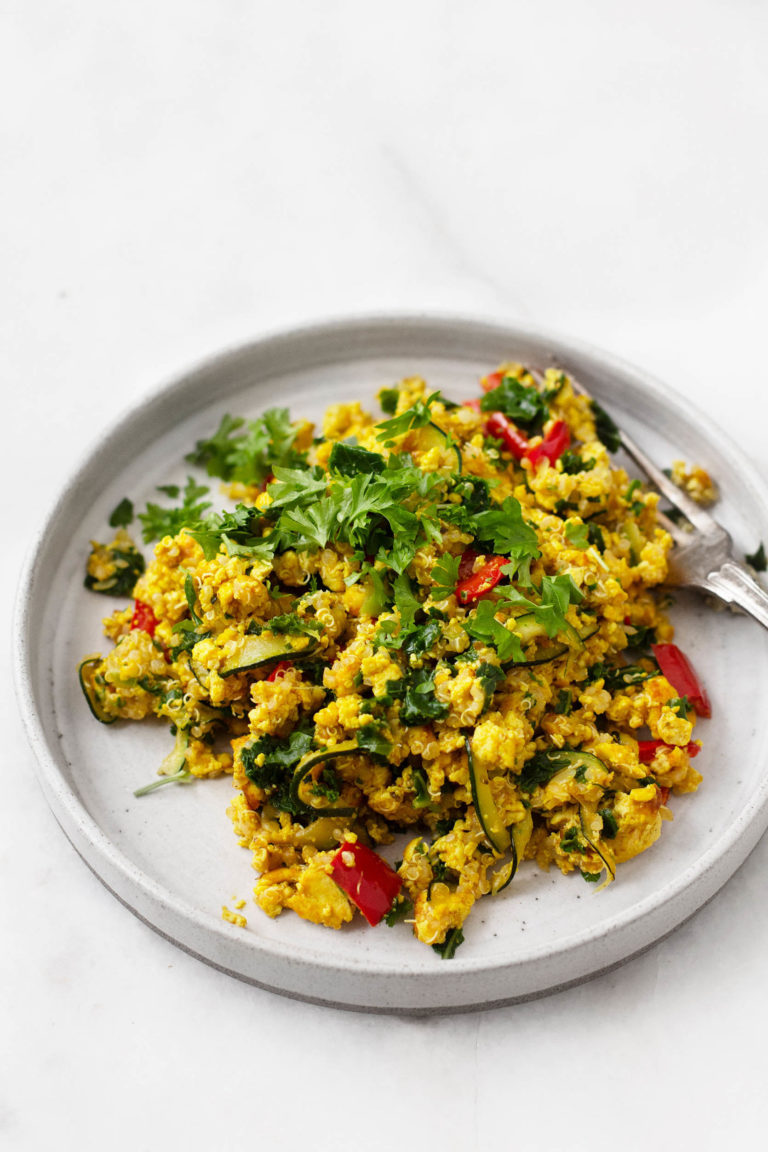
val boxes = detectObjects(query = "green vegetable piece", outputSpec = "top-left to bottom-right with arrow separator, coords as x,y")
329,441 -> 386,476
592,400 -> 622,453
479,375 -> 549,431
138,476 -> 211,543
564,520 -> 590,550
599,809 -> 619,839
432,927 -> 465,959
746,542 -> 767,571
108,497 -> 134,528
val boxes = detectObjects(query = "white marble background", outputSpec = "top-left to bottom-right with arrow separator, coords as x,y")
3,2 -> 768,1148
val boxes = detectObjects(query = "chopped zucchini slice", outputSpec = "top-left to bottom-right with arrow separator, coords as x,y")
505,614 -> 599,667
466,735 -> 510,854
78,656 -> 116,725
290,742 -> 360,817
412,421 -> 463,473
221,632 -> 317,676
490,809 -> 534,894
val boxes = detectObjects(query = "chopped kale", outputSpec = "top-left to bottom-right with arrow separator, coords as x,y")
518,748 -> 583,793
241,727 -> 314,814
591,400 -> 622,453
383,894 -> 413,926
625,623 -> 657,651
587,522 -> 606,552
476,661 -> 505,708
599,809 -> 619,839
386,667 -> 449,726
83,538 -> 145,596
356,723 -> 393,760
432,927 -> 465,959
479,375 -> 549,432
411,768 -> 432,808
554,689 -> 573,715
560,826 -> 585,854
560,450 -> 596,476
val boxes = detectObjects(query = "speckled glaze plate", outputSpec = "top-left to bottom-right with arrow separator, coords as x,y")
14,315 -> 768,1013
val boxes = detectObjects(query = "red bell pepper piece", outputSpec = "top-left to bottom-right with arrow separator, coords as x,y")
652,643 -> 711,718
637,739 -> 701,763
329,841 -> 402,926
525,420 -> 571,468
130,599 -> 158,637
462,397 -> 482,412
484,411 -> 530,460
457,548 -> 479,583
267,660 -> 292,682
481,370 -> 504,393
456,554 -> 507,605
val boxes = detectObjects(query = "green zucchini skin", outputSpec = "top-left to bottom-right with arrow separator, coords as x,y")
78,657 -> 116,725
413,421 -> 463,474
489,810 -> 534,894
465,735 -> 510,854
504,616 -> 599,668
220,633 -> 318,676
289,742 -> 361,817
579,804 -> 616,882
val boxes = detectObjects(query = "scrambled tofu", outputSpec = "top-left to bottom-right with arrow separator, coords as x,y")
79,365 -> 708,955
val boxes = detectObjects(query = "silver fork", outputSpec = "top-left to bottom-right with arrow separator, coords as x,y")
543,371 -> 768,631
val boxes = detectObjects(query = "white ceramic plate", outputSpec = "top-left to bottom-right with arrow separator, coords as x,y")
14,314 -> 768,1013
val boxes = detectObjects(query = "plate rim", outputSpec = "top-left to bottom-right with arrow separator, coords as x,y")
14,311 -> 768,1007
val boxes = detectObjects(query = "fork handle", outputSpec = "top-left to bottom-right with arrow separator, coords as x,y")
705,560 -> 768,631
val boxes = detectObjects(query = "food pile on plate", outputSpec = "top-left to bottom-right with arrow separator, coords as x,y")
79,365 -> 708,957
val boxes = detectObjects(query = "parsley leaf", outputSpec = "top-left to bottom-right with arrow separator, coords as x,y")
329,441 -> 386,476
187,408 -> 308,486
108,497 -> 134,528
138,476 -> 211,543
473,496 -> 541,564
564,520 -> 590,550
431,554 -> 460,599
375,393 -> 440,446
463,600 -> 524,664
187,505 -> 274,561
499,574 -> 584,639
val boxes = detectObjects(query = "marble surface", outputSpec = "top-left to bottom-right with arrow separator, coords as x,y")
4,2 -> 768,1147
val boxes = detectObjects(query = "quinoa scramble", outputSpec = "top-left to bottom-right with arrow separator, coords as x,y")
79,365 -> 709,957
